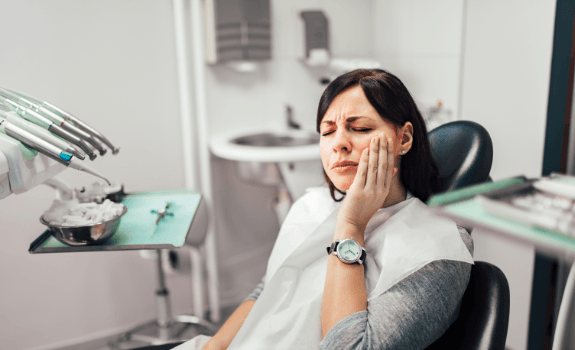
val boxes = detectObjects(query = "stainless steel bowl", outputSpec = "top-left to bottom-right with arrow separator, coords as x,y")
40,205 -> 128,246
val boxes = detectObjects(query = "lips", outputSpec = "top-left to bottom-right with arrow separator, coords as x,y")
331,161 -> 358,173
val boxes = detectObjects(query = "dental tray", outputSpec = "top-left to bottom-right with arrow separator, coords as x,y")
427,175 -> 575,259
29,190 -> 203,254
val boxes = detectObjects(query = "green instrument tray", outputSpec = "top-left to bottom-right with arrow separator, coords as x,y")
29,191 -> 203,254
428,177 -> 575,259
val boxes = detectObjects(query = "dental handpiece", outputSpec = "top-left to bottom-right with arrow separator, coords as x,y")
0,108 -> 85,160
0,118 -> 111,185
0,89 -> 107,156
2,98 -> 98,160
6,88 -> 120,155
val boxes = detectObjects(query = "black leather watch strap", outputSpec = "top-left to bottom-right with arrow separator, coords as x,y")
359,249 -> 366,264
326,240 -> 339,255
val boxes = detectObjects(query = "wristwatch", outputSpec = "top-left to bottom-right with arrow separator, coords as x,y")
326,237 -> 366,265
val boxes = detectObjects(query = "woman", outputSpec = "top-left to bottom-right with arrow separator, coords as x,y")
178,69 -> 474,350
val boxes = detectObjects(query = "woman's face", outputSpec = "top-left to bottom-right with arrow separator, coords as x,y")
319,86 -> 406,191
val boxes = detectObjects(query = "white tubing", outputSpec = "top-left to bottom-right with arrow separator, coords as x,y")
190,0 -> 221,323
456,0 -> 468,121
189,246 -> 205,318
173,0 -> 221,323
173,0 -> 199,191
552,260 -> 575,350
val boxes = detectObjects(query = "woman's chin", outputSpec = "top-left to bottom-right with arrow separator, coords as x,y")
332,178 -> 354,192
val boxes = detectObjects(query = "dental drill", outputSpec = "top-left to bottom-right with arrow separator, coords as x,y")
0,89 -> 107,157
5,88 -> 120,155
0,116 -> 111,185
0,97 -> 98,160
0,106 -> 85,160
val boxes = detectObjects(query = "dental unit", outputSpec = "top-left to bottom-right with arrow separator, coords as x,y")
0,105 -> 85,160
5,88 -> 120,155
0,88 -> 107,156
0,87 -> 119,200
0,115 -> 111,185
0,96 -> 98,160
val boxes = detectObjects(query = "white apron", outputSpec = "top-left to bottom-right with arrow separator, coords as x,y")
176,187 -> 474,350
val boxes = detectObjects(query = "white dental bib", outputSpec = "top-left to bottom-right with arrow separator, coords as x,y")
175,187 -> 474,350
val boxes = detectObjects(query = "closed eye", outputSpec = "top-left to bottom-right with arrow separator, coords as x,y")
321,128 -> 372,137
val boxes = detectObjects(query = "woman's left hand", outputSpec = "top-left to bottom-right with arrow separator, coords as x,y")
337,133 -> 396,231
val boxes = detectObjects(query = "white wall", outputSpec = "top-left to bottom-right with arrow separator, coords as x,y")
372,1 -> 557,349
206,0 -> 375,307
461,2 -> 556,350
373,0 -> 465,122
0,1 -> 194,349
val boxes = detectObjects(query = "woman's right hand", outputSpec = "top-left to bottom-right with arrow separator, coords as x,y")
336,133 -> 396,232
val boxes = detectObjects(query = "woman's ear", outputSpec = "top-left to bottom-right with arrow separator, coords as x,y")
399,122 -> 414,154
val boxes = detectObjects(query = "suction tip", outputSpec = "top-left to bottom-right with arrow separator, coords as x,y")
111,148 -> 120,155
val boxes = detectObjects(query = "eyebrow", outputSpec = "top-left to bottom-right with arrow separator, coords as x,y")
321,116 -> 366,126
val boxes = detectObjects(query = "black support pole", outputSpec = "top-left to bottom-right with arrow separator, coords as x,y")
529,0 -> 575,349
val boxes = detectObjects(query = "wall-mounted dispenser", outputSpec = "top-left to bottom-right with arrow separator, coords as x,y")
300,10 -> 330,66
204,0 -> 271,65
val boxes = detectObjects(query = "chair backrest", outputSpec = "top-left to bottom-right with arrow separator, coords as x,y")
428,120 -> 493,193
425,261 -> 511,350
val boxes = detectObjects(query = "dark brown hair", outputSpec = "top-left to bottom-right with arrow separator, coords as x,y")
316,69 -> 439,202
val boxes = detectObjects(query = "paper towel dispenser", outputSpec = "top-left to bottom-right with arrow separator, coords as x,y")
300,11 -> 329,59
204,0 -> 271,64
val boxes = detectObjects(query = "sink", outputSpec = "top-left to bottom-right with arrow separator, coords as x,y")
210,128 -> 321,163
231,132 -> 319,148
209,127 -> 325,223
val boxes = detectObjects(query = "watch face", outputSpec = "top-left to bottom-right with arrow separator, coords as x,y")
337,239 -> 360,263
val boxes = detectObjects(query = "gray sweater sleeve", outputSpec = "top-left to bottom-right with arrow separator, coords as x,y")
319,227 -> 474,350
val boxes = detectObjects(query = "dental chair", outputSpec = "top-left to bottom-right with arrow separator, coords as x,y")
133,120 -> 508,350
425,261 -> 510,350
425,120 -> 510,350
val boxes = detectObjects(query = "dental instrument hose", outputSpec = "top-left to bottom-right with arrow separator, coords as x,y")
0,88 -> 107,156
1,98 -> 98,160
0,107 -> 85,160
0,118 -> 111,185
5,88 -> 120,155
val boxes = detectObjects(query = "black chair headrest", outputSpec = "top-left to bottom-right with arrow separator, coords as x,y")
428,121 -> 493,193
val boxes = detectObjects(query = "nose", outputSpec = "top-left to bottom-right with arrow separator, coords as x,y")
332,129 -> 351,153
